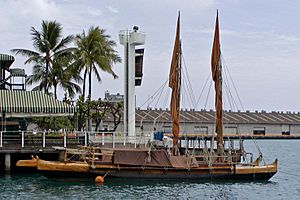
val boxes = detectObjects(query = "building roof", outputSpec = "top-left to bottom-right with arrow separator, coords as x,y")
103,108 -> 300,125
10,68 -> 26,77
0,90 -> 76,117
0,54 -> 15,69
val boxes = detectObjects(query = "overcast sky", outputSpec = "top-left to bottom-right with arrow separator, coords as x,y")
1,0 -> 300,112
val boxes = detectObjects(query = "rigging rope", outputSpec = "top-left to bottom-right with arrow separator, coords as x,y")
182,54 -> 197,108
196,73 -> 211,109
204,80 -> 213,109
221,55 -> 244,110
139,79 -> 168,108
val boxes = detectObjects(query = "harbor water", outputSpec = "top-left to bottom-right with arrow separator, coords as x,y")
1,140 -> 300,200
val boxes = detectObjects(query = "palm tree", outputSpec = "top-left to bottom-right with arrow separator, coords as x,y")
74,26 -> 121,130
48,55 -> 82,99
26,55 -> 82,99
11,20 -> 74,93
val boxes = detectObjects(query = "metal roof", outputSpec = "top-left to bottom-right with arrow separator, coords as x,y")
0,90 -> 76,117
103,108 -> 300,125
0,54 -> 15,69
10,68 -> 26,77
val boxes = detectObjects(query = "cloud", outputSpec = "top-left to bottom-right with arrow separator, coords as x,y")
188,27 -> 300,45
108,5 -> 118,14
10,0 -> 60,20
87,7 -> 103,16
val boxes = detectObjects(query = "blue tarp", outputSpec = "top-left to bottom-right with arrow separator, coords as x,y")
153,131 -> 164,140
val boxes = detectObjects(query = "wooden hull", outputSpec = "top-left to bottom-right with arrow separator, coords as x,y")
94,170 -> 276,180
16,158 -> 38,168
91,160 -> 277,181
37,159 -> 93,180
37,159 -> 90,172
35,159 -> 277,181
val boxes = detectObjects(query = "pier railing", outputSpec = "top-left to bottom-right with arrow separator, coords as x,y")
0,130 -> 154,149
0,130 -> 299,150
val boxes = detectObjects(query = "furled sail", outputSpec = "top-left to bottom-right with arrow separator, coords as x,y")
169,12 -> 181,155
211,11 -> 224,149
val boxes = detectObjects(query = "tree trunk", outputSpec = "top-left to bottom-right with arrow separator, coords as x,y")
88,66 -> 92,102
45,61 -> 49,93
82,68 -> 87,100
78,68 -> 88,131
87,66 -> 92,131
54,83 -> 57,99
95,119 -> 101,132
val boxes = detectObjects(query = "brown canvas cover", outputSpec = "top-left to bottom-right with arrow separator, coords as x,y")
170,156 -> 199,168
113,149 -> 172,167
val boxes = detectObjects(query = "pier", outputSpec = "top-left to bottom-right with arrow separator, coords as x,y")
0,130 -> 299,172
172,133 -> 300,140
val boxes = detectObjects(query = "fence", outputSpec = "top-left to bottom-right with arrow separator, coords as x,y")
0,130 -> 154,149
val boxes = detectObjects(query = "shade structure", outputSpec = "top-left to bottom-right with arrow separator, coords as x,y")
0,90 -> 76,117
0,54 -> 15,69
10,68 -> 26,77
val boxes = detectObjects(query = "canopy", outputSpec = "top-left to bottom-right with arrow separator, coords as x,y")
10,68 -> 26,77
0,54 -> 15,69
0,90 -> 76,117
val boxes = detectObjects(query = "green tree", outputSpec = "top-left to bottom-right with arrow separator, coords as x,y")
49,55 -> 82,99
11,20 -> 74,93
25,55 -> 82,99
74,26 -> 121,130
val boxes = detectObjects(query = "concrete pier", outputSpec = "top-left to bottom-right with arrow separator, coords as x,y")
5,153 -> 11,172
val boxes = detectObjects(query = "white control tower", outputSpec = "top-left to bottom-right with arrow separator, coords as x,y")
119,26 -> 145,141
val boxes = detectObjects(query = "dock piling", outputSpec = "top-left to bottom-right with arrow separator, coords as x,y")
5,153 -> 11,172
0,131 -> 2,147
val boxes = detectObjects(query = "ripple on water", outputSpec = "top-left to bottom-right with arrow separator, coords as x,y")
1,141 -> 300,200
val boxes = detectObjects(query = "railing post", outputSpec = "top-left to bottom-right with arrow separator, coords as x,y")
123,131 -> 126,146
63,130 -> 67,148
42,131 -> 46,148
113,132 -> 115,148
134,135 -> 137,148
21,131 -> 24,148
102,132 -> 104,146
84,131 -> 87,146
0,131 -> 2,148
144,133 -> 147,147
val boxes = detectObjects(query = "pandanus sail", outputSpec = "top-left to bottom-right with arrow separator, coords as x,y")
211,11 -> 223,149
169,13 -> 181,155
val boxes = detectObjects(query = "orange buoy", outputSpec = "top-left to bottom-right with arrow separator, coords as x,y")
95,176 -> 104,183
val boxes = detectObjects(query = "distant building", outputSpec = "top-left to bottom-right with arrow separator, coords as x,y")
104,91 -> 124,103
99,108 -> 300,136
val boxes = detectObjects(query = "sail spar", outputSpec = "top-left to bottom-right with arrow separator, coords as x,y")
211,11 -> 224,149
169,12 -> 181,155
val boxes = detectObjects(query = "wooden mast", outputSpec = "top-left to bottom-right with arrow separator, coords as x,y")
211,11 -> 224,151
169,12 -> 181,155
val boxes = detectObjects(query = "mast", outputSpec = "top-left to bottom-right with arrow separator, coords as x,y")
169,12 -> 181,155
211,11 -> 224,151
